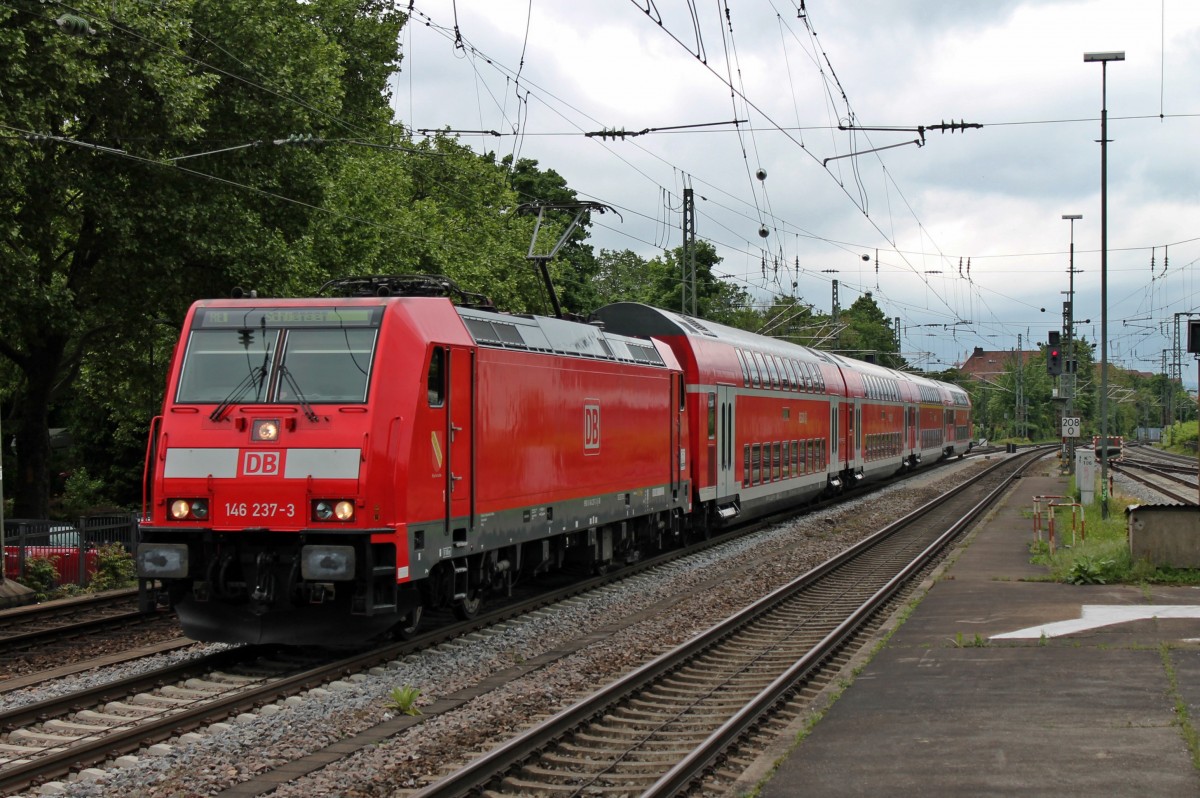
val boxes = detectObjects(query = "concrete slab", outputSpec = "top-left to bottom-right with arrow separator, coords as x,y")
762,647 -> 1195,797
757,465 -> 1200,797
0,578 -> 35,609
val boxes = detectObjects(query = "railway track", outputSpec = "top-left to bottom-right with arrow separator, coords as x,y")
1112,458 -> 1197,505
0,590 -> 141,643
0,530 -> 754,794
405,448 -> 1043,797
1,454 -> 997,795
0,590 -> 188,685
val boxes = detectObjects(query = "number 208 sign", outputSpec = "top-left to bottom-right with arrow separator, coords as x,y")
583,402 -> 601,454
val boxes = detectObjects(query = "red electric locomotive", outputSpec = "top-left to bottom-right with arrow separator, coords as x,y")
138,277 -> 689,644
139,280 -> 971,646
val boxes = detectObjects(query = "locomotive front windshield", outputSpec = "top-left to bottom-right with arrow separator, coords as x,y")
176,307 -> 381,404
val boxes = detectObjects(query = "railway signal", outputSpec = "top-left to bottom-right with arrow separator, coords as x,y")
1046,331 -> 1062,375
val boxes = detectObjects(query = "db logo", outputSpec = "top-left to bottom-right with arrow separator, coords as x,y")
583,402 -> 601,453
242,450 -> 282,476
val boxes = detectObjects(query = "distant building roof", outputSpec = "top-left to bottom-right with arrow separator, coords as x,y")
957,346 -> 1035,381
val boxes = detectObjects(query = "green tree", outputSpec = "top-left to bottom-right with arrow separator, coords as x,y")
837,293 -> 902,367
644,241 -> 757,327
309,136 -> 549,312
964,350 -> 1055,441
591,249 -> 656,305
0,0 -> 407,516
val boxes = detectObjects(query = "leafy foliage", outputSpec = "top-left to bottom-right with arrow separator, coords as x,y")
3,1 -> 569,515
89,543 -> 137,592
384,684 -> 423,716
55,467 -> 108,520
0,0 -> 921,519
1066,556 -> 1115,585
20,556 -> 60,601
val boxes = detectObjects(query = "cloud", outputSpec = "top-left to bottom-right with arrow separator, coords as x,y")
401,1 -> 1200,380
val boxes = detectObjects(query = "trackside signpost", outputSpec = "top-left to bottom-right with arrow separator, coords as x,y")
1076,448 -> 1096,505
1061,417 -> 1081,438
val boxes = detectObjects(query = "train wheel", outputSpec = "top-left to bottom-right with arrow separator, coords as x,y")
453,592 -> 482,620
394,607 -> 423,640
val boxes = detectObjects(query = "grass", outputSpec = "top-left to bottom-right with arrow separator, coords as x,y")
1160,644 -> 1200,771
949,631 -> 989,648
1028,483 -> 1200,587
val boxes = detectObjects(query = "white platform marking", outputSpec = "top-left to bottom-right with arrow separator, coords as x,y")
991,605 -> 1200,640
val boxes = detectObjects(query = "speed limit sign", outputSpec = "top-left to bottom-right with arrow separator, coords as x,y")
1061,417 -> 1081,437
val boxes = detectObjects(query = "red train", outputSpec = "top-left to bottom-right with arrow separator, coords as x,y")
137,277 -> 971,644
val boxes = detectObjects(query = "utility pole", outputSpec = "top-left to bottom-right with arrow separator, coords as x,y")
681,188 -> 696,316
1188,320 -> 1200,505
1171,313 -> 1199,423
1161,349 -> 1171,426
893,317 -> 901,368
1062,214 -> 1081,472
1084,49 -> 1123,519
1016,334 -> 1024,439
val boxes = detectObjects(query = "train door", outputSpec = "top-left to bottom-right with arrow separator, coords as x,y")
841,400 -> 854,469
715,384 -> 737,499
670,374 -> 682,496
854,402 -> 863,469
445,346 -> 474,531
830,403 -> 839,468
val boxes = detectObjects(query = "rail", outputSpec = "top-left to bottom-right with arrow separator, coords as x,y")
411,448 -> 1046,797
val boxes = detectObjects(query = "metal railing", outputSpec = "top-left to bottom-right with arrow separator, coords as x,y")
3,514 -> 138,587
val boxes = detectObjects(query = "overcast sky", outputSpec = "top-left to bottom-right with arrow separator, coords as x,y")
393,1 -> 1200,386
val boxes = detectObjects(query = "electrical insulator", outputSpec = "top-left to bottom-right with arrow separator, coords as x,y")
56,14 -> 96,36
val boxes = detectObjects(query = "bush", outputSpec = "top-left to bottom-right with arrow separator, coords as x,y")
89,543 -> 137,592
1066,555 -> 1118,585
22,556 -> 61,601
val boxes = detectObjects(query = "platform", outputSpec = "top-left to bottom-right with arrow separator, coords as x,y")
0,577 -> 35,609
746,461 -> 1200,797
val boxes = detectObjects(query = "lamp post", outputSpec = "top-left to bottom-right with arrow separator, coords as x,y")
1084,54 -> 1118,516
1084,50 -> 1123,519
1062,213 -> 1082,473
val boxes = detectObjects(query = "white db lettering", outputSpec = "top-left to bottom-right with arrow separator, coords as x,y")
583,403 -> 601,452
243,451 -> 280,475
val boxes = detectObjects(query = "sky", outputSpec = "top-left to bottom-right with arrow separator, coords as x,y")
392,1 -> 1200,386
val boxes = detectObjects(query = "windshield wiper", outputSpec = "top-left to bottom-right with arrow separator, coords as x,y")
210,366 -> 267,422
279,365 -> 319,423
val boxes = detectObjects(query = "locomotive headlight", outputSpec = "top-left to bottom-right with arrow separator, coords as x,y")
252,419 -> 280,442
169,498 -> 209,520
312,500 -> 355,522
300,545 -> 355,580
